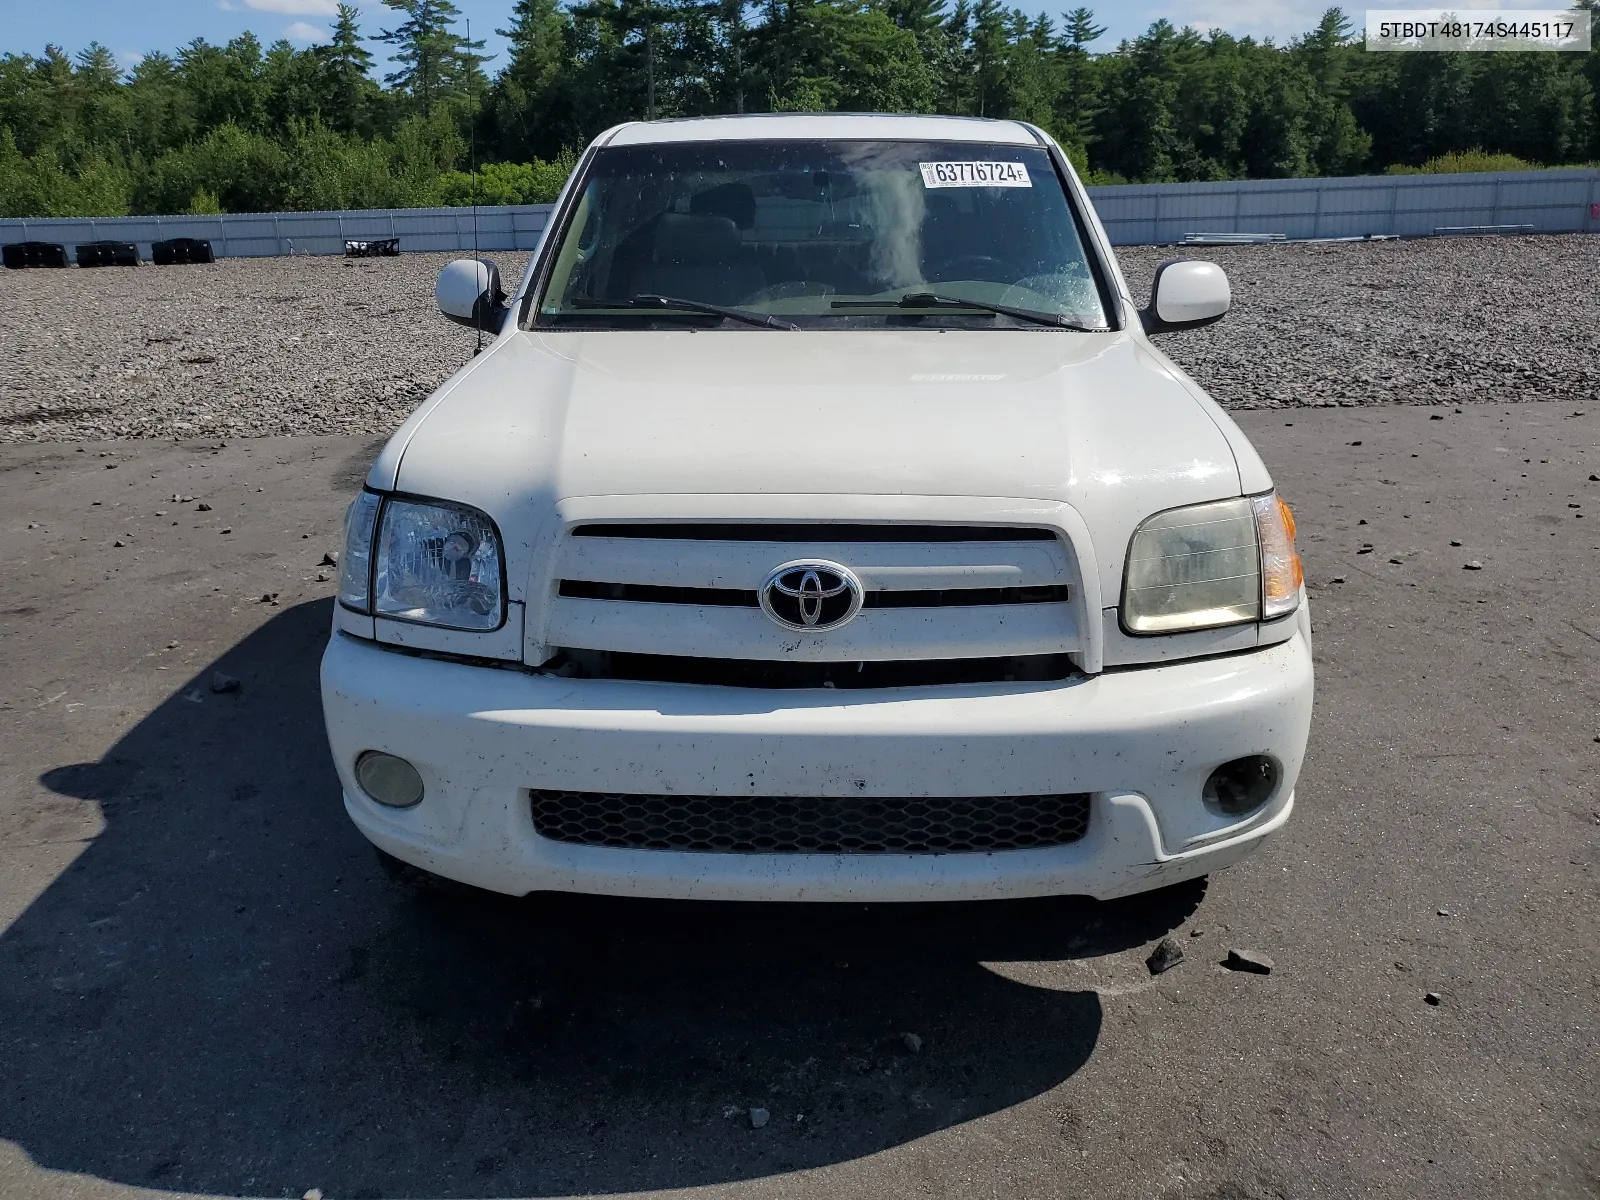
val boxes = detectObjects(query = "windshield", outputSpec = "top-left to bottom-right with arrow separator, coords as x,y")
535,139 -> 1111,331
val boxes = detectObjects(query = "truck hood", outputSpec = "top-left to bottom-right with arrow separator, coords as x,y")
390,328 -> 1241,502
379,328 -> 1256,607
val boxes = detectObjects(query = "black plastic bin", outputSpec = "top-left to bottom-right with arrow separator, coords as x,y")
2,241 -> 70,269
151,237 -> 216,265
76,240 -> 141,267
345,237 -> 400,257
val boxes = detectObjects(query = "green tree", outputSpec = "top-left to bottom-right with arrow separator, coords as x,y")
0,126 -> 130,216
0,47 -> 77,157
753,0 -> 934,112
123,52 -> 197,156
378,0 -> 487,115
1294,7 -> 1353,95
436,150 -> 578,204
710,0 -> 754,114
1291,9 -> 1371,174
966,0 -> 1007,117
1051,7 -> 1104,162
1093,20 -> 1197,181
177,34 -> 268,133
262,40 -> 322,135
69,44 -> 133,158
73,42 -> 121,86
492,0 -> 573,157
1580,0 -> 1600,158
135,123 -> 290,212
317,5 -> 377,135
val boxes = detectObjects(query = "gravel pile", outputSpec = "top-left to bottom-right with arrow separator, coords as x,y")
1,235 -> 1595,443
0,251 -> 528,444
1116,235 -> 1600,408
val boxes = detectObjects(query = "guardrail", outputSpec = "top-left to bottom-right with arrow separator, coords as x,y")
2,167 -> 1596,258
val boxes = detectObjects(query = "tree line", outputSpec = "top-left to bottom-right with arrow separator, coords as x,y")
2,0 -> 1597,218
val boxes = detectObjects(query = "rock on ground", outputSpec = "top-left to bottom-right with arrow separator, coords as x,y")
1224,948 -> 1275,975
1146,936 -> 1185,975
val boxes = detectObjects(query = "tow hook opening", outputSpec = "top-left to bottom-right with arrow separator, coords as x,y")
1202,755 -> 1279,817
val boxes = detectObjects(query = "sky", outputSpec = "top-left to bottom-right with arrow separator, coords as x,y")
0,0 -> 1570,72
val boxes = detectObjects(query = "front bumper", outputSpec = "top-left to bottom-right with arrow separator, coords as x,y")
320,610 -> 1313,902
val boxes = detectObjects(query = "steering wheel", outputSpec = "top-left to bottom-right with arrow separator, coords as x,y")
927,254 -> 1023,284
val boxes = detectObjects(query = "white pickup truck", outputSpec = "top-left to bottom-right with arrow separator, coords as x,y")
320,113 -> 1313,903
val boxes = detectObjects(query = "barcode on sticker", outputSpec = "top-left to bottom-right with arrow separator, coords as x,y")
919,161 -> 1032,188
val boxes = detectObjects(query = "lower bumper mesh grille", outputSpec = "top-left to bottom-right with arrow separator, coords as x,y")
529,790 -> 1092,854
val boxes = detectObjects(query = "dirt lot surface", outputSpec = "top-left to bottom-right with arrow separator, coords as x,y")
1,403 -> 1595,1199
2,234 -> 1598,443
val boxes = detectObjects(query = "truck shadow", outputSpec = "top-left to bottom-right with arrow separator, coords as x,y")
5,598 -> 1202,1199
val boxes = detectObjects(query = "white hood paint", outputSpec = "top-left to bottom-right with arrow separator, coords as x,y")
374,328 -> 1267,606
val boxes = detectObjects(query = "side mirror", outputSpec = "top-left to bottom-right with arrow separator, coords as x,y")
436,258 -> 509,333
1140,259 -> 1230,334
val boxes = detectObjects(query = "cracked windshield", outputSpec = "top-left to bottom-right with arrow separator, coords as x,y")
538,139 -> 1110,329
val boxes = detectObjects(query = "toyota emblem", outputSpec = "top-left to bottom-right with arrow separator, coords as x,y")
759,560 -> 864,632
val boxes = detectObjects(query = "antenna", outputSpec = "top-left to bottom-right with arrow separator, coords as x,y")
469,17 -> 483,355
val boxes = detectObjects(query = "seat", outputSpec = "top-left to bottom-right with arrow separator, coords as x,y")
689,182 -> 757,230
632,212 -> 765,306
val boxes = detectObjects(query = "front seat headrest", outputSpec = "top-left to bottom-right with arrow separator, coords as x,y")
689,183 -> 758,230
652,212 -> 742,265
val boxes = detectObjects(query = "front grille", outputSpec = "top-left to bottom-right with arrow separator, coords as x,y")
559,580 -> 758,607
529,790 -> 1092,854
557,580 -> 1071,608
542,649 -> 1080,688
547,520 -> 1082,668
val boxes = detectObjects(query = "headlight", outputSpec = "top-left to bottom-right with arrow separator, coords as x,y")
375,498 -> 506,629
338,491 -> 381,612
338,491 -> 507,631
1121,492 -> 1302,635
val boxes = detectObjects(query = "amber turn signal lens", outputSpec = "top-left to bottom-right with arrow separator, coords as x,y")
1251,493 -> 1303,619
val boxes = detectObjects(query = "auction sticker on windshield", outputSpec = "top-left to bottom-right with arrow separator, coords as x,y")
919,161 -> 1032,188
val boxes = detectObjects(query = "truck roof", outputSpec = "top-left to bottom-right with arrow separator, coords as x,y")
602,113 -> 1043,147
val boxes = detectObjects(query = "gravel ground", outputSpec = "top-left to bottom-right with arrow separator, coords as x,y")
1,235 -> 1596,443
1117,235 -> 1600,408
0,252 -> 528,444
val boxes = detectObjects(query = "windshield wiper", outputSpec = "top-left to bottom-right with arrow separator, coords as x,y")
629,294 -> 799,330
831,292 -> 1097,331
562,294 -> 798,330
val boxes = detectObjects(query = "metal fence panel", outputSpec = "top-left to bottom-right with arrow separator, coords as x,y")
0,204 -> 554,260
1510,175 -> 1590,204
1238,188 -> 1321,218
2,169 -> 1595,259
1085,167 -> 1598,243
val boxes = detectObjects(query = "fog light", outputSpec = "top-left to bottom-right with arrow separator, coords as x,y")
355,751 -> 425,808
1203,755 -> 1278,816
